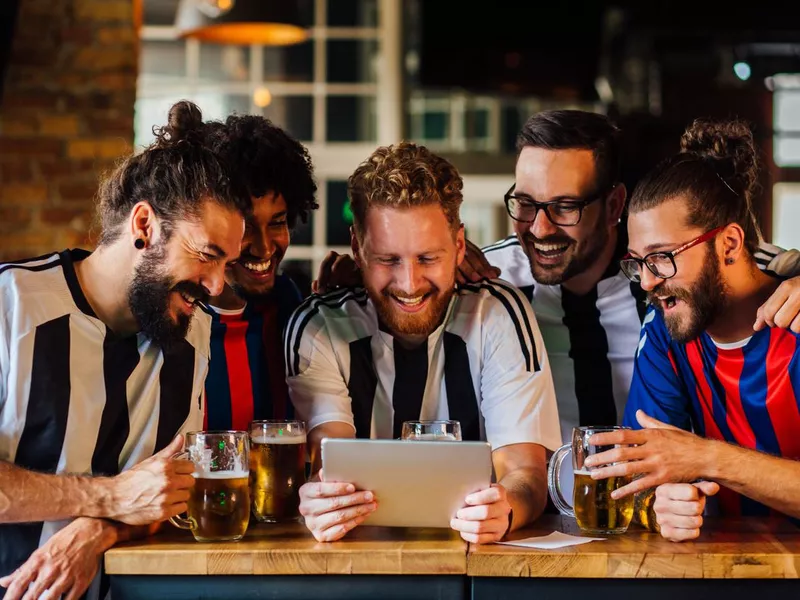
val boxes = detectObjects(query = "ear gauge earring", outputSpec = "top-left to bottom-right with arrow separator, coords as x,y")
134,238 -> 145,250
725,257 -> 734,265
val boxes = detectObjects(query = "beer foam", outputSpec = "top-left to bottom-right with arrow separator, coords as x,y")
192,469 -> 248,479
251,435 -> 305,445
406,433 -> 458,441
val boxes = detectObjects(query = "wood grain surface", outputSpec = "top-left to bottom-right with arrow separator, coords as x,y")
467,515 -> 800,579
105,521 -> 467,576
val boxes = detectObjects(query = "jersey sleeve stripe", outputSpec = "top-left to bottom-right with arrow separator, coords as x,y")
286,289 -> 369,377
459,281 -> 537,372
482,236 -> 520,254
487,279 -> 541,371
283,287 -> 353,377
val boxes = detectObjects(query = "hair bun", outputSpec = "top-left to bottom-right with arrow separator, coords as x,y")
679,118 -> 758,203
154,100 -> 204,146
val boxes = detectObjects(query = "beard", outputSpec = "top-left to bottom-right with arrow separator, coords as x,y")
128,244 -> 210,350
647,247 -> 727,344
521,205 -> 610,286
369,281 -> 456,340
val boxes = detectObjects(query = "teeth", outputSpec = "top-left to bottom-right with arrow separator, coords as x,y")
243,259 -> 272,273
394,296 -> 424,306
533,242 -> 569,252
180,291 -> 196,305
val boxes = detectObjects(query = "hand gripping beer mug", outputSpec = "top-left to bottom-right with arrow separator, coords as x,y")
548,426 -> 634,535
401,420 -> 462,441
170,431 -> 251,542
249,420 -> 307,523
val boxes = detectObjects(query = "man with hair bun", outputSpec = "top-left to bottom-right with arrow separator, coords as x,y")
583,119 -> 800,542
289,142 -> 561,544
0,101 -> 249,599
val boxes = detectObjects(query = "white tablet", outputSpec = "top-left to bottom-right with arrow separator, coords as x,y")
321,438 -> 493,528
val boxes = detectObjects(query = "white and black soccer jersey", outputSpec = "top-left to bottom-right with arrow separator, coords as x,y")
0,250 -> 210,595
284,280 -> 562,452
483,230 -> 795,443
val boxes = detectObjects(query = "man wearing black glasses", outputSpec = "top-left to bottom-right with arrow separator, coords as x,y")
584,119 -> 800,542
475,110 -> 799,443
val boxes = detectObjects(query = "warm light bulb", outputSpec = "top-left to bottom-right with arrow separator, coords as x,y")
253,87 -> 273,108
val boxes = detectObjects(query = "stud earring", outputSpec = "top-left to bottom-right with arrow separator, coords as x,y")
725,257 -> 734,265
134,238 -> 145,250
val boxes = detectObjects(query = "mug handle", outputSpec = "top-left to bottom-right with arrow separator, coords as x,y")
168,451 -> 196,531
547,443 -> 575,518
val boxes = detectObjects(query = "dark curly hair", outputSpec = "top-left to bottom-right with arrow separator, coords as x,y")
206,114 -> 318,229
97,100 -> 250,245
629,118 -> 761,255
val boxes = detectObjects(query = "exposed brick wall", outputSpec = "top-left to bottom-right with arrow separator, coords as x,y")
0,0 -> 137,261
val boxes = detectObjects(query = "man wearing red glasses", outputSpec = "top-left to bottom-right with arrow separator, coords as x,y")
584,119 -> 800,542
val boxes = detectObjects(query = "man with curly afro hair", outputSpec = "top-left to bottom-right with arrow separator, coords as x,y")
202,114 -> 318,431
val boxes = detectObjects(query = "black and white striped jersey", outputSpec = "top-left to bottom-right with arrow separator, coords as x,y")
0,250 -> 210,593
284,280 -> 562,452
483,231 -> 794,444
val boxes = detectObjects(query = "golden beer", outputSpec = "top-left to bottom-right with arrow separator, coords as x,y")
573,470 -> 634,534
188,471 -> 250,542
250,434 -> 306,522
633,487 -> 660,532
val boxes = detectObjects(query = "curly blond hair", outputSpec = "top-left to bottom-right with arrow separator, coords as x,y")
347,141 -> 463,240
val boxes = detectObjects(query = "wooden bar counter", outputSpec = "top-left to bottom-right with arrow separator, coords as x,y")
105,520 -> 468,600
105,515 -> 800,600
468,515 -> 800,600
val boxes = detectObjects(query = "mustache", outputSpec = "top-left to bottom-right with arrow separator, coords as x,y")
172,280 -> 210,304
647,283 -> 692,305
521,233 -> 574,246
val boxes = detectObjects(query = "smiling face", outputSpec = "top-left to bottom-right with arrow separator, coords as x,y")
225,192 -> 290,300
354,204 -> 465,345
627,197 -> 728,343
129,199 -> 244,347
513,146 -> 614,285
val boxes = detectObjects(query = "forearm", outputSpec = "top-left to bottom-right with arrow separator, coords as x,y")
700,440 -> 800,518
498,466 -> 547,532
0,461 -> 115,523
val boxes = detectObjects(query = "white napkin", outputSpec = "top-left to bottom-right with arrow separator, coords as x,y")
496,531 -> 606,549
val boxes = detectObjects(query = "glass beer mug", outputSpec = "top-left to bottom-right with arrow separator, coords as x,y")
169,431 -> 251,542
401,420 -> 462,441
548,426 -> 634,535
249,420 -> 307,523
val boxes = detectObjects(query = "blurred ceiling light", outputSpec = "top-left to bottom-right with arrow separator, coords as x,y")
175,0 -> 309,46
733,61 -> 752,81
253,87 -> 272,108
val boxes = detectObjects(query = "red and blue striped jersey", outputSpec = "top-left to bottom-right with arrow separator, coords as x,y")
203,275 -> 302,431
625,307 -> 800,517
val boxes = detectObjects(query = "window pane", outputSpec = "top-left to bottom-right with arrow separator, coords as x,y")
464,109 -> 488,139
775,91 -> 800,132
290,218 -> 313,246
140,40 -> 186,79
773,184 -> 800,251
775,135 -> 800,167
327,0 -> 378,27
423,112 -> 448,140
199,44 -> 250,83
259,96 -> 313,142
263,41 -> 314,82
326,96 -> 376,142
326,181 -> 354,246
327,40 -> 378,83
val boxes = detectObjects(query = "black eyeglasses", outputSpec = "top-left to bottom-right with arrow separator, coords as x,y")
619,226 -> 725,283
504,183 -> 614,227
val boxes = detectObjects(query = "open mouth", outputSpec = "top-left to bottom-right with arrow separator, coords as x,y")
239,257 -> 274,280
530,240 -> 571,262
390,293 -> 431,313
656,294 -> 680,312
176,290 -> 200,313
